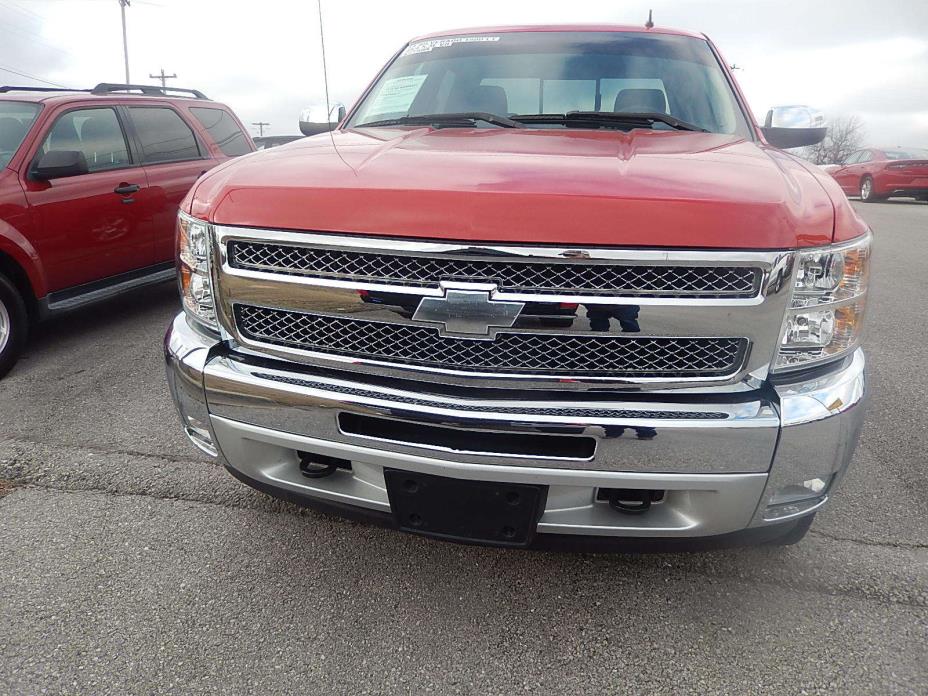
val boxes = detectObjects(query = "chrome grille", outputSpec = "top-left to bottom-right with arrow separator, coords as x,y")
229,240 -> 760,298
236,305 -> 748,378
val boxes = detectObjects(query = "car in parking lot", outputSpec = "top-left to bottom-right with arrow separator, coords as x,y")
254,135 -> 304,150
0,83 -> 254,376
828,146 -> 928,202
166,24 -> 869,549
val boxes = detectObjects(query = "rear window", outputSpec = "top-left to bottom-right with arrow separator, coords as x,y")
0,101 -> 41,168
189,107 -> 251,157
884,148 -> 928,160
128,106 -> 201,163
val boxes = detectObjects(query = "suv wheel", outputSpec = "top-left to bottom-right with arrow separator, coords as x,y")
0,273 -> 27,378
859,176 -> 881,203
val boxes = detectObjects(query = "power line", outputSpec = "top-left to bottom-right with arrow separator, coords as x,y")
148,67 -> 176,89
0,63 -> 67,87
0,1 -> 83,62
251,122 -> 270,136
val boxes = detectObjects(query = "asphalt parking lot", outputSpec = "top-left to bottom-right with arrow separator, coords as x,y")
1,200 -> 926,695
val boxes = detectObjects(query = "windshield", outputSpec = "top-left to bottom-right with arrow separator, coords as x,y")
884,148 -> 928,160
0,101 -> 40,168
349,31 -> 750,136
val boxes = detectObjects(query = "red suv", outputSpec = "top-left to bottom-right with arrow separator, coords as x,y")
0,83 -> 254,376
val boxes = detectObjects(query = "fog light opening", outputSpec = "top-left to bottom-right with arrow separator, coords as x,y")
183,415 -> 217,457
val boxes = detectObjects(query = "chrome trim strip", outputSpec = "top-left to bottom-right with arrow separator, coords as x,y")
47,267 -> 175,313
216,225 -> 791,265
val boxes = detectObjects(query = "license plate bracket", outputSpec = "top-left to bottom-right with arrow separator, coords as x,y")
384,469 -> 547,547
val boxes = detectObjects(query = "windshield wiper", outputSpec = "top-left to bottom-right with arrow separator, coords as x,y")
357,112 -> 524,129
513,111 -> 708,133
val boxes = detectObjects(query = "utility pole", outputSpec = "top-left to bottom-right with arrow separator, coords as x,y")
252,122 -> 270,137
119,0 -> 130,83
149,68 -> 177,89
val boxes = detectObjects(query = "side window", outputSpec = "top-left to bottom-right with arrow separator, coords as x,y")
189,107 -> 251,157
858,151 -> 872,163
128,107 -> 201,163
39,107 -> 130,173
843,152 -> 860,165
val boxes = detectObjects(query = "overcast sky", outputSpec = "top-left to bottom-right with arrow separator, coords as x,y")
1,0 -> 926,145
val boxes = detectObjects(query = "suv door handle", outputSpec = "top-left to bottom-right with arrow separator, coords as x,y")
114,183 -> 141,195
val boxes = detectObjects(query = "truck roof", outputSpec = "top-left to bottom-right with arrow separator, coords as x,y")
410,24 -> 706,42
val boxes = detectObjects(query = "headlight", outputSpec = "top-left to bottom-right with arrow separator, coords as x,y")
177,211 -> 218,332
773,233 -> 870,372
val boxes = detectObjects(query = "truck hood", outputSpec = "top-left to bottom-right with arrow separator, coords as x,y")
190,127 -> 837,248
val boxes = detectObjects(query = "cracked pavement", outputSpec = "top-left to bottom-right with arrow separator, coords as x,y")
1,201 -> 926,694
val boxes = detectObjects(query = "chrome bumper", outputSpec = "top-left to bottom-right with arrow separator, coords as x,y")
165,313 -> 867,539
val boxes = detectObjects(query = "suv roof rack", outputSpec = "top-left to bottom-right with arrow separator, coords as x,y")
91,83 -> 209,99
0,84 -> 210,99
0,85 -> 87,93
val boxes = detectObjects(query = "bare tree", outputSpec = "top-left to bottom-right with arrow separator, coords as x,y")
802,116 -> 866,165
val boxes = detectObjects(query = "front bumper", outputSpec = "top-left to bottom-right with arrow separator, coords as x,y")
165,313 -> 867,543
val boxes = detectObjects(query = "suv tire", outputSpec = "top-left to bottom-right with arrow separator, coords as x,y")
0,273 -> 27,378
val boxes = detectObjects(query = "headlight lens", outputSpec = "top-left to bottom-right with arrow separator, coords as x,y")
177,211 -> 218,331
774,233 -> 870,371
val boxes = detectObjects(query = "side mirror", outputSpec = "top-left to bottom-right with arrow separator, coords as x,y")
761,106 -> 828,149
299,102 -> 346,136
32,150 -> 89,179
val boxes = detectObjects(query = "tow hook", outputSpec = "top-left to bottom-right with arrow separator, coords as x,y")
605,488 -> 659,515
297,451 -> 350,478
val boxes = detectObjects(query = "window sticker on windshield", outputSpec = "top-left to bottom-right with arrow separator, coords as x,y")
401,36 -> 500,57
366,74 -> 429,116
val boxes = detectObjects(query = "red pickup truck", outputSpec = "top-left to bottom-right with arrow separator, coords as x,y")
0,83 -> 253,376
166,25 -> 869,549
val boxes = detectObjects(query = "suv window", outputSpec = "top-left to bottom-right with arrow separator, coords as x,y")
0,101 -> 41,168
128,106 -> 201,163
38,107 -> 130,173
189,107 -> 250,157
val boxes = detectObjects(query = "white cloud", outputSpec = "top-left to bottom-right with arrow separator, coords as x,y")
1,0 -> 926,145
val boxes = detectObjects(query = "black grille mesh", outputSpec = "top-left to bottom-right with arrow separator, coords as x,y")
236,305 -> 747,378
229,241 -> 760,298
